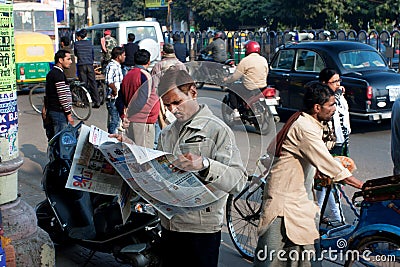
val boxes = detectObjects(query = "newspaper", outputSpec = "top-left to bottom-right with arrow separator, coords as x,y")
66,125 -> 224,220
65,125 -> 123,196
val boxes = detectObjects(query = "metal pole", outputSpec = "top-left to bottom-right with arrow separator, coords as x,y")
168,0 -> 172,31
0,1 -> 55,265
87,0 -> 93,26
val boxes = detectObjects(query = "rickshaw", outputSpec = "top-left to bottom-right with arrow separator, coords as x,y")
226,155 -> 400,266
15,31 -> 54,91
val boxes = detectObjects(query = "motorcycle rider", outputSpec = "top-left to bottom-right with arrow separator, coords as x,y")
201,31 -> 227,63
224,40 -> 269,120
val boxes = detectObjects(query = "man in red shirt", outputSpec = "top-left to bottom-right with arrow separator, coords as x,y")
116,49 -> 160,148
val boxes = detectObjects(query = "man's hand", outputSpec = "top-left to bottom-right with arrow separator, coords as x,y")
170,153 -> 206,172
67,114 -> 74,125
122,117 -> 130,129
109,83 -> 118,97
108,133 -> 134,144
343,176 -> 364,189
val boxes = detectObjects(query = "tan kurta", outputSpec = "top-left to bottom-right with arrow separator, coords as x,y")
258,112 -> 352,245
225,53 -> 269,90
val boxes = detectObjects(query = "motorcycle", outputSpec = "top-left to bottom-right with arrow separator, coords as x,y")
35,122 -> 161,267
190,52 -> 236,89
221,85 -> 280,135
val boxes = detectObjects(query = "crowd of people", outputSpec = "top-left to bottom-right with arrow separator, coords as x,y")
42,28 -> 383,267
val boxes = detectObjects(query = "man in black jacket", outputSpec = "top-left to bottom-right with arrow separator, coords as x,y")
122,33 -> 139,76
74,29 -> 101,108
173,34 -> 189,63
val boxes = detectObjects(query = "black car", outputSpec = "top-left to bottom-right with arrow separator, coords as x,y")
268,41 -> 400,121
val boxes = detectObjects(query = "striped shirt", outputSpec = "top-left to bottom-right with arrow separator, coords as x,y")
105,59 -> 123,98
45,66 -> 72,114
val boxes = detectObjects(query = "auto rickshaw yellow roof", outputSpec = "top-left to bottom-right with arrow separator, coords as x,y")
15,32 -> 54,45
15,32 -> 55,63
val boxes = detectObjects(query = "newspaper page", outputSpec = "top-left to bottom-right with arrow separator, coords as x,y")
123,152 -> 220,207
97,141 -> 205,218
65,124 -> 124,195
66,125 -> 135,222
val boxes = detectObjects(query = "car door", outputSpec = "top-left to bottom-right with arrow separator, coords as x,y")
268,49 -> 295,109
289,49 -> 325,110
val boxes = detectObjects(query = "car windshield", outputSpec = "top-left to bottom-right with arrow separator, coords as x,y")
338,50 -> 386,70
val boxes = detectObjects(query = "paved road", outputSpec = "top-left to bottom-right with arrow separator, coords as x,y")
16,86 -> 393,266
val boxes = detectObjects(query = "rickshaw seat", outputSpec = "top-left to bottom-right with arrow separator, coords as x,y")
353,175 -> 400,202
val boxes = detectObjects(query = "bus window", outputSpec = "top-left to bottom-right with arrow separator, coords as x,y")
34,11 -> 55,31
14,11 -> 33,31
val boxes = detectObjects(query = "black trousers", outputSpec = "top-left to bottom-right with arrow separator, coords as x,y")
160,227 -> 221,267
78,64 -> 100,105
229,84 -> 262,109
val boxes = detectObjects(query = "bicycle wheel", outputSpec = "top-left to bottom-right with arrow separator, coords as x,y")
345,235 -> 400,267
226,183 -> 264,261
29,84 -> 45,114
71,85 -> 92,121
97,80 -> 106,105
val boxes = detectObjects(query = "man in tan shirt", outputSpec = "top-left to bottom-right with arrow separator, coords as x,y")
224,41 -> 269,119
254,82 -> 363,267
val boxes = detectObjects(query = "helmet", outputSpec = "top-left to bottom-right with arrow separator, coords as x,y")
214,31 -> 223,39
245,41 -> 261,56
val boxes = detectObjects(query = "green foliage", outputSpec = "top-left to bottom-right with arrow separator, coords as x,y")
163,0 -> 400,32
99,0 -> 144,22
121,0 -> 145,21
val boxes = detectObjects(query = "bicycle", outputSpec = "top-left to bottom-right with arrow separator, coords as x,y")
226,167 -> 266,261
29,81 -> 92,121
226,164 -> 400,266
94,62 -> 106,105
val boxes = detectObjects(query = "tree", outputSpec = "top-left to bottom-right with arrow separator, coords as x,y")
154,0 -> 400,32
98,0 -> 144,22
375,0 -> 400,30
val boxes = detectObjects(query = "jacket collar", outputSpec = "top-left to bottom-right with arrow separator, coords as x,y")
174,104 -> 212,131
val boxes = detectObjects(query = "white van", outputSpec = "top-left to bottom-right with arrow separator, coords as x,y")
86,19 -> 164,65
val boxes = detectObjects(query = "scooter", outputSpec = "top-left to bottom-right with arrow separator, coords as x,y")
191,52 -> 236,89
35,122 -> 161,267
221,85 -> 280,135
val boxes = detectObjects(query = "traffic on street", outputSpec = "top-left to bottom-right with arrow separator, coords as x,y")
17,85 -> 394,266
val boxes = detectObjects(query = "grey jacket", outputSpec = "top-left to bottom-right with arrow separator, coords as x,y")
157,105 -> 246,233
204,38 -> 228,63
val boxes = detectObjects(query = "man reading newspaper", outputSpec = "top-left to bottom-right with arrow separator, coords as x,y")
111,67 -> 246,267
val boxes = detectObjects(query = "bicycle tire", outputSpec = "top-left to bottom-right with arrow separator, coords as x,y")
226,183 -> 264,262
29,84 -> 46,114
71,85 -> 92,121
97,80 -> 106,105
344,235 -> 400,267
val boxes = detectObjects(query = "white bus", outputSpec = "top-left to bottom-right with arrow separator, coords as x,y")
13,2 -> 59,51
